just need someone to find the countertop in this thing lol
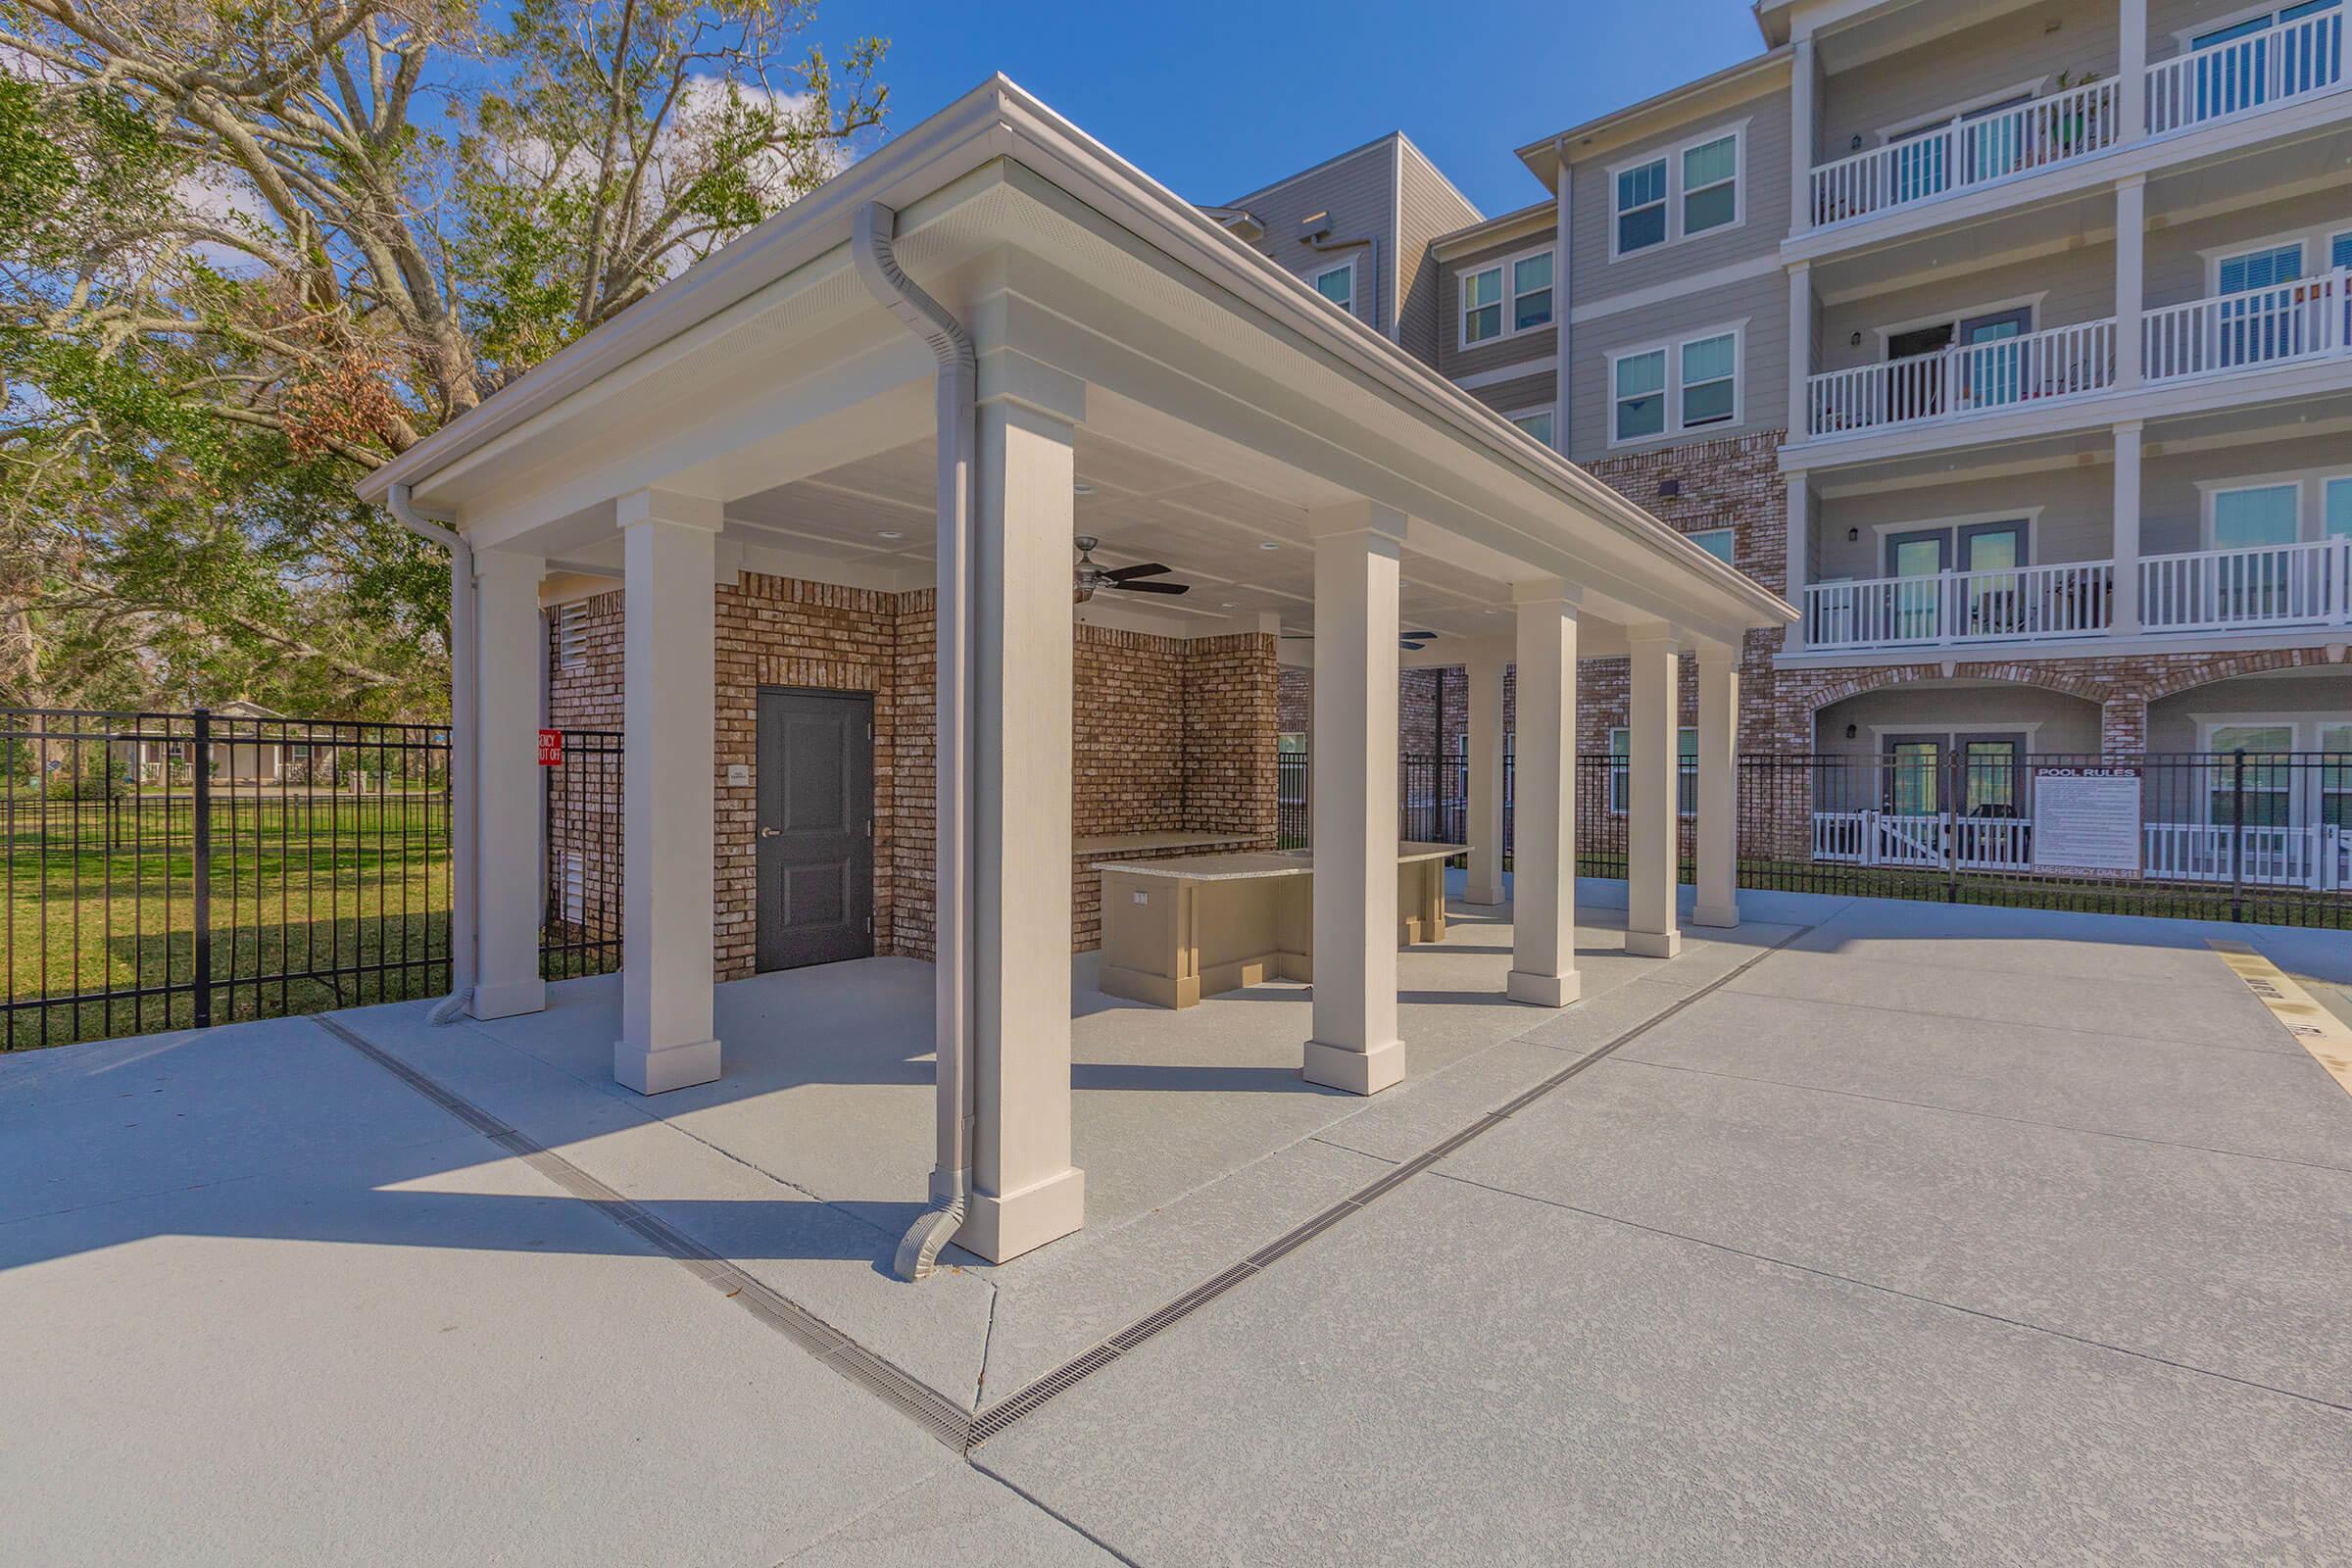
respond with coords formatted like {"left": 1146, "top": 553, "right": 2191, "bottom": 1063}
{"left": 1073, "top": 831, "right": 1258, "bottom": 858}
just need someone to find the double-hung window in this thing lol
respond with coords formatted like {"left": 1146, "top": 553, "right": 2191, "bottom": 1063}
{"left": 1682, "top": 135, "right": 1740, "bottom": 235}
{"left": 1312, "top": 258, "right": 1355, "bottom": 314}
{"left": 1613, "top": 349, "right": 1667, "bottom": 441}
{"left": 1507, "top": 407, "right": 1556, "bottom": 448}
{"left": 1680, "top": 332, "right": 1737, "bottom": 427}
{"left": 1615, "top": 160, "right": 1668, "bottom": 255}
{"left": 1511, "top": 252, "right": 1554, "bottom": 332}
{"left": 1611, "top": 123, "right": 1744, "bottom": 259}
{"left": 1461, "top": 267, "right": 1503, "bottom": 344}
{"left": 1611, "top": 326, "right": 1742, "bottom": 445}
{"left": 1460, "top": 247, "right": 1554, "bottom": 347}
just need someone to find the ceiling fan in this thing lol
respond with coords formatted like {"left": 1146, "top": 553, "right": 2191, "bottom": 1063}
{"left": 1073, "top": 536, "right": 1191, "bottom": 603}
{"left": 1283, "top": 629, "right": 1442, "bottom": 652}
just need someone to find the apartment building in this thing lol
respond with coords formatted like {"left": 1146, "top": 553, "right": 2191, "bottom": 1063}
{"left": 1254, "top": 0, "right": 2351, "bottom": 876}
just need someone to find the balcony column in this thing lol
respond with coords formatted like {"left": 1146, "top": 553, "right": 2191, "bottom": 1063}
{"left": 2112, "top": 420, "right": 2143, "bottom": 637}
{"left": 1507, "top": 584, "right": 1579, "bottom": 1007}
{"left": 1691, "top": 641, "right": 1740, "bottom": 930}
{"left": 468, "top": 549, "right": 548, "bottom": 1020}
{"left": 2119, "top": 0, "right": 2148, "bottom": 142}
{"left": 1784, "top": 471, "right": 1811, "bottom": 656}
{"left": 615, "top": 489, "right": 722, "bottom": 1096}
{"left": 1305, "top": 501, "right": 1407, "bottom": 1096}
{"left": 1552, "top": 158, "right": 1573, "bottom": 452}
{"left": 960, "top": 383, "right": 1087, "bottom": 1262}
{"left": 1788, "top": 261, "right": 1815, "bottom": 440}
{"left": 1463, "top": 643, "right": 1508, "bottom": 906}
{"left": 1624, "top": 624, "right": 1683, "bottom": 960}
{"left": 1789, "top": 32, "right": 1817, "bottom": 232}
{"left": 2115, "top": 176, "right": 2145, "bottom": 391}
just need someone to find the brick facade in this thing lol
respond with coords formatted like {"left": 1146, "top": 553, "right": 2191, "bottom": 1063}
{"left": 547, "top": 572, "right": 1277, "bottom": 978}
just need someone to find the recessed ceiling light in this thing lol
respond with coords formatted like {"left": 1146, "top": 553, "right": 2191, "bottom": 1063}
{"left": 1258, "top": 542, "right": 1279, "bottom": 551}
{"left": 1073, "top": 482, "right": 1096, "bottom": 496}
{"left": 1220, "top": 602, "right": 1240, "bottom": 609}
{"left": 876, "top": 530, "right": 904, "bottom": 541}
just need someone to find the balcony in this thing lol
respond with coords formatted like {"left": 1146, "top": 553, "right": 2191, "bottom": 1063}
{"left": 1804, "top": 10, "right": 2348, "bottom": 231}
{"left": 1800, "top": 541, "right": 2352, "bottom": 653}
{"left": 2143, "top": 268, "right": 2352, "bottom": 383}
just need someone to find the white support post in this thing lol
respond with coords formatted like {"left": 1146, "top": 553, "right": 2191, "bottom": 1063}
{"left": 1552, "top": 157, "right": 1573, "bottom": 453}
{"left": 960, "top": 385, "right": 1086, "bottom": 1263}
{"left": 1624, "top": 625, "right": 1683, "bottom": 960}
{"left": 2115, "top": 176, "right": 2145, "bottom": 391}
{"left": 1305, "top": 502, "right": 1407, "bottom": 1096}
{"left": 2119, "top": 0, "right": 2148, "bottom": 141}
{"left": 1507, "top": 584, "right": 1580, "bottom": 1007}
{"left": 1788, "top": 262, "right": 1814, "bottom": 441}
{"left": 2112, "top": 420, "right": 2143, "bottom": 637}
{"left": 468, "top": 549, "right": 548, "bottom": 1020}
{"left": 1784, "top": 472, "right": 1811, "bottom": 656}
{"left": 615, "top": 490, "right": 723, "bottom": 1095}
{"left": 1789, "top": 33, "right": 1817, "bottom": 233}
{"left": 1691, "top": 642, "right": 1740, "bottom": 930}
{"left": 1464, "top": 646, "right": 1508, "bottom": 906}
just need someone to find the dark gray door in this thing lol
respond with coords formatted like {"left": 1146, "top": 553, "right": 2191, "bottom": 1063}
{"left": 756, "top": 689, "right": 873, "bottom": 972}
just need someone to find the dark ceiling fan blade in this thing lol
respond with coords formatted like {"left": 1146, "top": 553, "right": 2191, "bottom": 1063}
{"left": 1110, "top": 578, "right": 1190, "bottom": 595}
{"left": 1103, "top": 562, "right": 1173, "bottom": 581}
{"left": 1401, "top": 631, "right": 1439, "bottom": 641}
{"left": 1399, "top": 640, "right": 1429, "bottom": 651}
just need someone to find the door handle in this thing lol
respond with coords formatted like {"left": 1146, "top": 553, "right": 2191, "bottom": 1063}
{"left": 759, "top": 826, "right": 780, "bottom": 839}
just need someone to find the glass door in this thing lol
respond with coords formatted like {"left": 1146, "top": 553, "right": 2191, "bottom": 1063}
{"left": 1884, "top": 528, "right": 1952, "bottom": 642}
{"left": 2212, "top": 484, "right": 2300, "bottom": 621}
{"left": 1955, "top": 307, "right": 2032, "bottom": 411}
{"left": 1957, "top": 519, "right": 2028, "bottom": 636}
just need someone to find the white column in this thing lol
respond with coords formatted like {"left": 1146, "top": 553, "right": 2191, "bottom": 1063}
{"left": 2112, "top": 420, "right": 2143, "bottom": 637}
{"left": 1305, "top": 502, "right": 1406, "bottom": 1097}
{"left": 1464, "top": 645, "right": 1508, "bottom": 906}
{"left": 2119, "top": 0, "right": 2148, "bottom": 142}
{"left": 468, "top": 549, "right": 548, "bottom": 1020}
{"left": 2114, "top": 176, "right": 2145, "bottom": 391}
{"left": 1789, "top": 33, "right": 1818, "bottom": 233}
{"left": 1624, "top": 625, "right": 1683, "bottom": 960}
{"left": 960, "top": 388, "right": 1085, "bottom": 1263}
{"left": 615, "top": 490, "right": 722, "bottom": 1094}
{"left": 1507, "top": 585, "right": 1580, "bottom": 1007}
{"left": 1784, "top": 471, "right": 1811, "bottom": 656}
{"left": 1788, "top": 261, "right": 1815, "bottom": 441}
{"left": 1691, "top": 641, "right": 1740, "bottom": 930}
{"left": 1552, "top": 158, "right": 1573, "bottom": 452}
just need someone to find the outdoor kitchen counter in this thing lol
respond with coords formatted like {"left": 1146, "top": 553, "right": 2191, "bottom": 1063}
{"left": 1092, "top": 842, "right": 1461, "bottom": 1009}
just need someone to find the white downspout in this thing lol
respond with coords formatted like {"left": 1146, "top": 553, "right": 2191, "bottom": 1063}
{"left": 389, "top": 481, "right": 478, "bottom": 1026}
{"left": 853, "top": 201, "right": 978, "bottom": 1282}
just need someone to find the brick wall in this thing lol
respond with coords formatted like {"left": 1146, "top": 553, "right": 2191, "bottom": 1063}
{"left": 546, "top": 575, "right": 1276, "bottom": 975}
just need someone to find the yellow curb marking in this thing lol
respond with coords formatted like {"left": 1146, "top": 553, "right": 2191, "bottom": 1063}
{"left": 2208, "top": 940, "right": 2352, "bottom": 1100}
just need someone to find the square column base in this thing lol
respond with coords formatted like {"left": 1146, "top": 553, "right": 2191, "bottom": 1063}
{"left": 1505, "top": 969, "right": 1581, "bottom": 1008}
{"left": 1462, "top": 885, "right": 1506, "bottom": 907}
{"left": 1691, "top": 904, "right": 1741, "bottom": 930}
{"left": 1302, "top": 1037, "right": 1407, "bottom": 1096}
{"left": 613, "top": 1037, "right": 722, "bottom": 1096}
{"left": 957, "top": 1165, "right": 1086, "bottom": 1263}
{"left": 466, "top": 977, "right": 547, "bottom": 1021}
{"left": 1625, "top": 930, "right": 1683, "bottom": 959}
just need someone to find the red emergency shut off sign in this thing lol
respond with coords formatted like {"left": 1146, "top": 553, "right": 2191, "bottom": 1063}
{"left": 538, "top": 729, "right": 564, "bottom": 766}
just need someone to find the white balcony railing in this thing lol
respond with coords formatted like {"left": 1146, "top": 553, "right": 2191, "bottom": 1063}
{"left": 1817, "top": 815, "right": 2346, "bottom": 890}
{"left": 2146, "top": 8, "right": 2347, "bottom": 135}
{"left": 2138, "top": 537, "right": 2352, "bottom": 633}
{"left": 1805, "top": 318, "right": 2115, "bottom": 440}
{"left": 1807, "top": 77, "right": 2123, "bottom": 227}
{"left": 2145, "top": 268, "right": 2351, "bottom": 382}
{"left": 1805, "top": 12, "right": 2348, "bottom": 230}
{"left": 1802, "top": 561, "right": 2114, "bottom": 651}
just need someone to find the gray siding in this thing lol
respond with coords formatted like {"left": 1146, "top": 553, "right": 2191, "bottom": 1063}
{"left": 1396, "top": 147, "right": 1485, "bottom": 365}
{"left": 1567, "top": 85, "right": 1792, "bottom": 301}
{"left": 1436, "top": 225, "right": 1561, "bottom": 383}
{"left": 2143, "top": 430, "right": 2352, "bottom": 557}
{"left": 1812, "top": 684, "right": 2105, "bottom": 760}
{"left": 1817, "top": 465, "right": 2115, "bottom": 583}
{"left": 2147, "top": 672, "right": 2352, "bottom": 751}
{"left": 1817, "top": 249, "right": 2114, "bottom": 376}
{"left": 1222, "top": 140, "right": 1396, "bottom": 337}
{"left": 1817, "top": 0, "right": 2120, "bottom": 160}
{"left": 1566, "top": 269, "right": 1787, "bottom": 464}
{"left": 1466, "top": 371, "right": 1557, "bottom": 421}
{"left": 2146, "top": 191, "right": 2352, "bottom": 309}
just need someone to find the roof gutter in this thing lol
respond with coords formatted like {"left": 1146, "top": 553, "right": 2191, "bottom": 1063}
{"left": 852, "top": 201, "right": 979, "bottom": 1283}
{"left": 388, "top": 482, "right": 478, "bottom": 1026}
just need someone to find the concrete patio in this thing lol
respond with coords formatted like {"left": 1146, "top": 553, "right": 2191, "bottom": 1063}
{"left": 6, "top": 885, "right": 2350, "bottom": 1564}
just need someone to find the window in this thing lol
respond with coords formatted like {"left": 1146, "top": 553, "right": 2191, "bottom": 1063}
{"left": 1607, "top": 727, "right": 1698, "bottom": 815}
{"left": 2333, "top": 229, "right": 2352, "bottom": 270}
{"left": 1680, "top": 332, "right": 1737, "bottom": 427}
{"left": 2211, "top": 483, "right": 2301, "bottom": 549}
{"left": 1609, "top": 324, "right": 1743, "bottom": 446}
{"left": 1609, "top": 122, "right": 1744, "bottom": 260}
{"left": 2207, "top": 723, "right": 2295, "bottom": 827}
{"left": 556, "top": 601, "right": 589, "bottom": 669}
{"left": 1506, "top": 407, "right": 1555, "bottom": 448}
{"left": 2327, "top": 476, "right": 2352, "bottom": 538}
{"left": 2324, "top": 722, "right": 2352, "bottom": 828}
{"left": 1613, "top": 349, "right": 1667, "bottom": 441}
{"left": 1682, "top": 135, "right": 1739, "bottom": 235}
{"left": 2217, "top": 241, "right": 2303, "bottom": 294}
{"left": 1458, "top": 247, "right": 1553, "bottom": 347}
{"left": 2193, "top": 0, "right": 2339, "bottom": 50}
{"left": 1615, "top": 160, "right": 1667, "bottom": 254}
{"left": 1686, "top": 527, "right": 1736, "bottom": 564}
{"left": 1312, "top": 259, "right": 1354, "bottom": 313}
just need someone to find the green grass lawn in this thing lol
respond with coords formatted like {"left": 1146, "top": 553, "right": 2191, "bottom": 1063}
{"left": 4, "top": 793, "right": 453, "bottom": 1050}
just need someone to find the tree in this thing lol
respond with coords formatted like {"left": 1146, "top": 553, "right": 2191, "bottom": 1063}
{"left": 0, "top": 0, "right": 885, "bottom": 715}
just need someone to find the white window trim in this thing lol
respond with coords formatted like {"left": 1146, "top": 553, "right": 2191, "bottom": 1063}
{"left": 2205, "top": 234, "right": 2309, "bottom": 296}
{"left": 1866, "top": 508, "right": 2045, "bottom": 566}
{"left": 2200, "top": 219, "right": 2352, "bottom": 293}
{"left": 1604, "top": 319, "right": 1748, "bottom": 450}
{"left": 1311, "top": 256, "right": 1357, "bottom": 316}
{"left": 1869, "top": 292, "right": 2047, "bottom": 356}
{"left": 1502, "top": 403, "right": 1558, "bottom": 450}
{"left": 1605, "top": 119, "right": 1749, "bottom": 263}
{"left": 2196, "top": 467, "right": 2347, "bottom": 546}
{"left": 1862, "top": 722, "right": 2049, "bottom": 750}
{"left": 1456, "top": 241, "right": 1555, "bottom": 351}
{"left": 2190, "top": 712, "right": 2349, "bottom": 827}
{"left": 2172, "top": 0, "right": 2331, "bottom": 55}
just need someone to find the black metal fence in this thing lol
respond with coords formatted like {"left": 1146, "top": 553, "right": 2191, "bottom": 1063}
{"left": 542, "top": 729, "right": 623, "bottom": 980}
{"left": 1282, "top": 748, "right": 2349, "bottom": 929}
{"left": 4, "top": 707, "right": 453, "bottom": 1049}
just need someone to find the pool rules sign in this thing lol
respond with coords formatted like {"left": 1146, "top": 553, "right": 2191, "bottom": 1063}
{"left": 2032, "top": 766, "right": 2141, "bottom": 873}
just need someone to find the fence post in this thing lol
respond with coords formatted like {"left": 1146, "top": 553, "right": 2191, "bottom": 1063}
{"left": 2229, "top": 747, "right": 2246, "bottom": 923}
{"left": 191, "top": 708, "right": 213, "bottom": 1027}
{"left": 1945, "top": 744, "right": 1962, "bottom": 903}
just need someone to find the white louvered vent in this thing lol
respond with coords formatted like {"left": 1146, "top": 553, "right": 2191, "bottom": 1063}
{"left": 557, "top": 602, "right": 589, "bottom": 669}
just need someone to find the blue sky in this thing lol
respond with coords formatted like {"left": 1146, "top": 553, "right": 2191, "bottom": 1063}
{"left": 852, "top": 0, "right": 1765, "bottom": 216}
